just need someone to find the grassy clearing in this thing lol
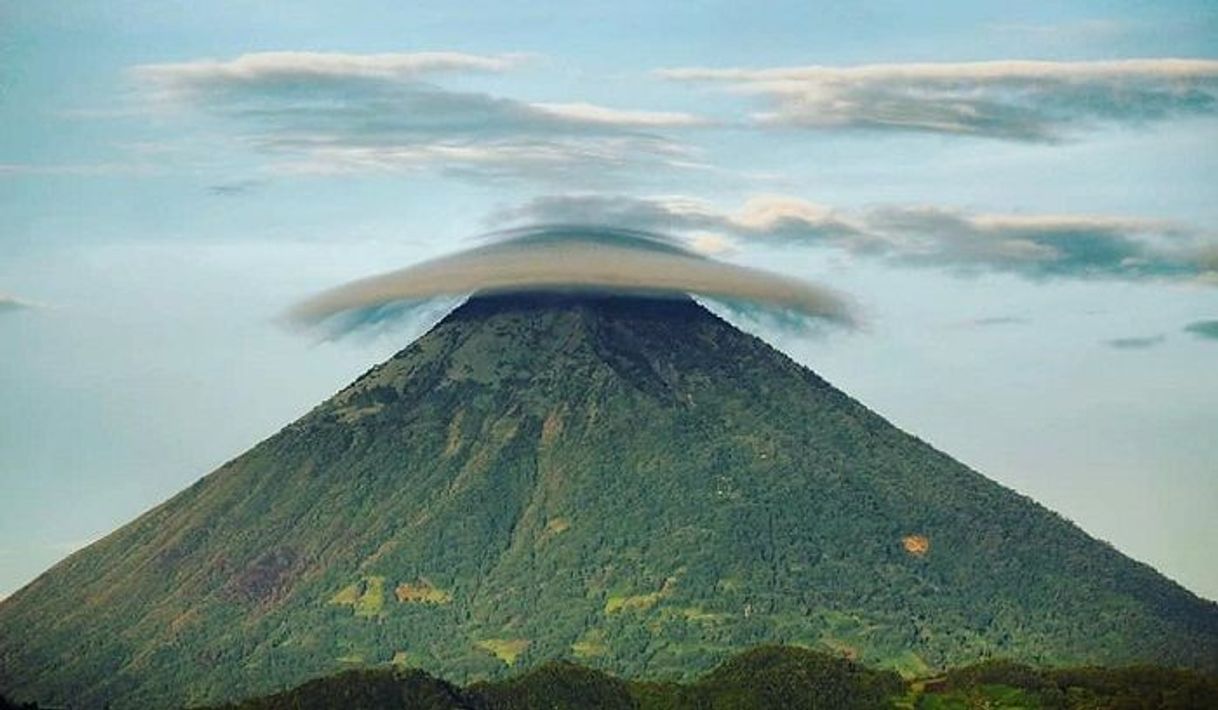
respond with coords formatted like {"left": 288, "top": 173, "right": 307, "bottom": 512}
{"left": 328, "top": 583, "right": 361, "bottom": 606}
{"left": 329, "top": 576, "right": 387, "bottom": 617}
{"left": 571, "top": 629, "right": 608, "bottom": 659}
{"left": 476, "top": 638, "right": 530, "bottom": 665}
{"left": 675, "top": 606, "right": 730, "bottom": 624}
{"left": 354, "top": 576, "right": 386, "bottom": 617}
{"left": 891, "top": 649, "right": 931, "bottom": 678}
{"left": 605, "top": 592, "right": 663, "bottom": 614}
{"left": 606, "top": 574, "right": 680, "bottom": 614}
{"left": 395, "top": 578, "right": 453, "bottom": 605}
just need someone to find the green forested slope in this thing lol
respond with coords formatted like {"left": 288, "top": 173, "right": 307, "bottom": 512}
{"left": 1, "top": 293, "right": 1215, "bottom": 708}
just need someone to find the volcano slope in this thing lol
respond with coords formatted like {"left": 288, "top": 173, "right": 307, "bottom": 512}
{"left": 1, "top": 292, "right": 1215, "bottom": 708}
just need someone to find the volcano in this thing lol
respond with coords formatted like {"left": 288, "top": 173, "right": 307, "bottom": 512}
{"left": 1, "top": 292, "right": 1215, "bottom": 708}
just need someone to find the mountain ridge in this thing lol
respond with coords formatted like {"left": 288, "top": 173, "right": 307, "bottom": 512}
{"left": 1, "top": 292, "right": 1215, "bottom": 708}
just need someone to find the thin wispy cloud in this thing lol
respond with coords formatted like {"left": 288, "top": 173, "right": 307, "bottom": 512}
{"left": 968, "top": 316, "right": 1029, "bottom": 328}
{"left": 0, "top": 163, "right": 159, "bottom": 177}
{"left": 134, "top": 51, "right": 527, "bottom": 87}
{"left": 531, "top": 102, "right": 709, "bottom": 128}
{"left": 0, "top": 294, "right": 38, "bottom": 314}
{"left": 133, "top": 51, "right": 706, "bottom": 183}
{"left": 206, "top": 179, "right": 266, "bottom": 196}
{"left": 985, "top": 19, "right": 1130, "bottom": 44}
{"left": 497, "top": 194, "right": 1218, "bottom": 284}
{"left": 492, "top": 193, "right": 865, "bottom": 251}
{"left": 1105, "top": 335, "right": 1166, "bottom": 349}
{"left": 1183, "top": 319, "right": 1218, "bottom": 341}
{"left": 865, "top": 207, "right": 1210, "bottom": 280}
{"left": 657, "top": 59, "right": 1218, "bottom": 141}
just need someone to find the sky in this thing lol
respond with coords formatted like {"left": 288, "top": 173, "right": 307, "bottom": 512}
{"left": 1, "top": 1, "right": 1217, "bottom": 602}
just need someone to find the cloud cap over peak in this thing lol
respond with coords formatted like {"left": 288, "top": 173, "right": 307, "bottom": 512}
{"left": 288, "top": 225, "right": 855, "bottom": 330}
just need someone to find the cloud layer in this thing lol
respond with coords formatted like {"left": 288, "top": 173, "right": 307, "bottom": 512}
{"left": 497, "top": 194, "right": 1217, "bottom": 284}
{"left": 658, "top": 59, "right": 1218, "bottom": 141}
{"left": 1105, "top": 335, "right": 1165, "bottom": 350}
{"left": 0, "top": 294, "right": 36, "bottom": 314}
{"left": 134, "top": 51, "right": 525, "bottom": 84}
{"left": 288, "top": 225, "right": 855, "bottom": 330}
{"left": 1184, "top": 320, "right": 1218, "bottom": 341}
{"left": 134, "top": 51, "right": 704, "bottom": 182}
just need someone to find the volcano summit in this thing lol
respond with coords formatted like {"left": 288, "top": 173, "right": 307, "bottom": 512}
{"left": 1, "top": 292, "right": 1215, "bottom": 708}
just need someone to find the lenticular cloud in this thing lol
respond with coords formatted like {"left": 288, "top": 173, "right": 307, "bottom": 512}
{"left": 288, "top": 225, "right": 855, "bottom": 334}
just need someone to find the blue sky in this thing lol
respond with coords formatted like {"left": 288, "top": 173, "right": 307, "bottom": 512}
{"left": 2, "top": 0, "right": 1217, "bottom": 601}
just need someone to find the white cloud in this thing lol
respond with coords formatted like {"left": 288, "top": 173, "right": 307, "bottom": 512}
{"left": 658, "top": 59, "right": 1218, "bottom": 141}
{"left": 495, "top": 193, "right": 1218, "bottom": 284}
{"left": 686, "top": 231, "right": 736, "bottom": 255}
{"left": 290, "top": 225, "right": 856, "bottom": 332}
{"left": 531, "top": 102, "right": 708, "bottom": 127}
{"left": 985, "top": 19, "right": 1129, "bottom": 44}
{"left": 133, "top": 51, "right": 526, "bottom": 89}
{"left": 0, "top": 293, "right": 39, "bottom": 313}
{"left": 0, "top": 163, "right": 159, "bottom": 177}
{"left": 1184, "top": 320, "right": 1218, "bottom": 341}
{"left": 1105, "top": 334, "right": 1166, "bottom": 349}
{"left": 131, "top": 51, "right": 707, "bottom": 183}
